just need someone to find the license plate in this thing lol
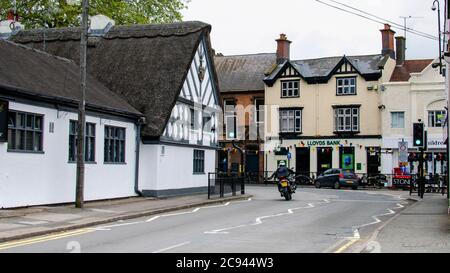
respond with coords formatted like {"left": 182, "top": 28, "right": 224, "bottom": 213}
{"left": 346, "top": 180, "right": 354, "bottom": 184}
{"left": 281, "top": 182, "right": 288, "bottom": 187}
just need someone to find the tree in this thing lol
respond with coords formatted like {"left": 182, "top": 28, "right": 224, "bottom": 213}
{"left": 0, "top": 0, "right": 190, "bottom": 29}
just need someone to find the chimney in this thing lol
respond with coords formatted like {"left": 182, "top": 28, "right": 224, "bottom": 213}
{"left": 380, "top": 24, "right": 396, "bottom": 59}
{"left": 6, "top": 9, "right": 14, "bottom": 21}
{"left": 395, "top": 36, "right": 406, "bottom": 66}
{"left": 276, "top": 33, "right": 291, "bottom": 64}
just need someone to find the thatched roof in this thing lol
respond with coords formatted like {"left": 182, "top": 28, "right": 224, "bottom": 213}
{"left": 10, "top": 21, "right": 215, "bottom": 138}
{"left": 0, "top": 39, "right": 141, "bottom": 117}
{"left": 214, "top": 53, "right": 276, "bottom": 92}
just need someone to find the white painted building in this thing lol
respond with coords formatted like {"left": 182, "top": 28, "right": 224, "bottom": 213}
{"left": 10, "top": 21, "right": 221, "bottom": 199}
{"left": 0, "top": 40, "right": 144, "bottom": 208}
{"left": 381, "top": 38, "right": 446, "bottom": 175}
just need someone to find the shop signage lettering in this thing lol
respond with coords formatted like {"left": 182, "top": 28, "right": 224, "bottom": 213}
{"left": 307, "top": 140, "right": 341, "bottom": 146}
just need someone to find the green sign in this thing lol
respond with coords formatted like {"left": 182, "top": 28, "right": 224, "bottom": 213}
{"left": 341, "top": 154, "right": 355, "bottom": 170}
{"left": 356, "top": 163, "right": 362, "bottom": 171}
{"left": 277, "top": 160, "right": 288, "bottom": 167}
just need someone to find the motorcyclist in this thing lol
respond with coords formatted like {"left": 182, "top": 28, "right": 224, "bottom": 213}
{"left": 268, "top": 161, "right": 296, "bottom": 194}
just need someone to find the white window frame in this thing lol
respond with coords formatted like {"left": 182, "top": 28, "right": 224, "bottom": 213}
{"left": 336, "top": 77, "right": 357, "bottom": 95}
{"left": 279, "top": 109, "right": 302, "bottom": 133}
{"left": 391, "top": 112, "right": 405, "bottom": 129}
{"left": 334, "top": 107, "right": 359, "bottom": 132}
{"left": 224, "top": 99, "right": 237, "bottom": 139}
{"left": 281, "top": 80, "right": 300, "bottom": 98}
{"left": 428, "top": 110, "right": 446, "bottom": 128}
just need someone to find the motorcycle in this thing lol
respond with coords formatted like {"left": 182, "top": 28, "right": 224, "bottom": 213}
{"left": 278, "top": 175, "right": 296, "bottom": 201}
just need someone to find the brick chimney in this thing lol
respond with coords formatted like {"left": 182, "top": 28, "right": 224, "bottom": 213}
{"left": 380, "top": 24, "right": 396, "bottom": 59}
{"left": 395, "top": 36, "right": 406, "bottom": 66}
{"left": 276, "top": 33, "right": 291, "bottom": 64}
{"left": 6, "top": 9, "right": 14, "bottom": 21}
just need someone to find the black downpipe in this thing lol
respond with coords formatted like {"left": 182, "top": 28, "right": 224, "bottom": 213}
{"left": 134, "top": 117, "right": 145, "bottom": 196}
{"left": 232, "top": 140, "right": 245, "bottom": 194}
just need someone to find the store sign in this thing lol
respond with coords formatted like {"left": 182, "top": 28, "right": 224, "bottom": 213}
{"left": 307, "top": 140, "right": 342, "bottom": 146}
{"left": 0, "top": 100, "right": 8, "bottom": 143}
{"left": 392, "top": 176, "right": 411, "bottom": 188}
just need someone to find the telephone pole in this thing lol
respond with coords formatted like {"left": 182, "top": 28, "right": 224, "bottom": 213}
{"left": 76, "top": 0, "right": 89, "bottom": 208}
{"left": 399, "top": 16, "right": 423, "bottom": 49}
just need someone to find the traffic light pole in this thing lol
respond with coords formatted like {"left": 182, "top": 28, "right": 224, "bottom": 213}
{"left": 418, "top": 147, "right": 425, "bottom": 199}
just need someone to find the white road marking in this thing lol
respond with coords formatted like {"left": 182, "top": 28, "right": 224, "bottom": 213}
{"left": 94, "top": 221, "right": 143, "bottom": 231}
{"left": 340, "top": 200, "right": 408, "bottom": 253}
{"left": 145, "top": 216, "right": 161, "bottom": 223}
{"left": 205, "top": 199, "right": 330, "bottom": 234}
{"left": 152, "top": 241, "right": 191, "bottom": 253}
{"left": 145, "top": 199, "right": 250, "bottom": 223}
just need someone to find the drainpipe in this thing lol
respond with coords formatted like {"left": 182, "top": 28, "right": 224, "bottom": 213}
{"left": 134, "top": 117, "right": 146, "bottom": 196}
{"left": 232, "top": 140, "right": 244, "bottom": 175}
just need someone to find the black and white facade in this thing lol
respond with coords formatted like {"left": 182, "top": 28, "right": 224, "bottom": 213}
{"left": 139, "top": 37, "right": 221, "bottom": 197}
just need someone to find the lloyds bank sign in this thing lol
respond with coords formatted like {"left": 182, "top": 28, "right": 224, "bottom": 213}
{"left": 306, "top": 140, "right": 342, "bottom": 146}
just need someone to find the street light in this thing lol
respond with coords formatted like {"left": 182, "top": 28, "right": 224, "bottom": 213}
{"left": 432, "top": 0, "right": 443, "bottom": 74}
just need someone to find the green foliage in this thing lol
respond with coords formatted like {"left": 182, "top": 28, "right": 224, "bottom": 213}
{"left": 0, "top": 0, "right": 189, "bottom": 29}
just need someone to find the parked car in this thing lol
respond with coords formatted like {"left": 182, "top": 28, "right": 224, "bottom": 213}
{"left": 314, "top": 169, "right": 360, "bottom": 190}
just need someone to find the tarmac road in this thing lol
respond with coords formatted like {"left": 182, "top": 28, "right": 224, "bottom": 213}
{"left": 0, "top": 186, "right": 412, "bottom": 253}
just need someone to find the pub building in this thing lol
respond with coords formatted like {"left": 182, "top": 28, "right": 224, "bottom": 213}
{"left": 1, "top": 20, "right": 222, "bottom": 208}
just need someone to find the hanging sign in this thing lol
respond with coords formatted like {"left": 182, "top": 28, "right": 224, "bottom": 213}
{"left": 0, "top": 100, "right": 8, "bottom": 143}
{"left": 398, "top": 141, "right": 408, "bottom": 164}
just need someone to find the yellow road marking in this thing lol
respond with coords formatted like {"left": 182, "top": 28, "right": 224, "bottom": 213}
{"left": 334, "top": 239, "right": 359, "bottom": 253}
{"left": 0, "top": 229, "right": 94, "bottom": 251}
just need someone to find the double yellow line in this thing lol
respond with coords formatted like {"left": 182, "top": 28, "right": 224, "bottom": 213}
{"left": 0, "top": 229, "right": 94, "bottom": 251}
{"left": 334, "top": 239, "right": 359, "bottom": 253}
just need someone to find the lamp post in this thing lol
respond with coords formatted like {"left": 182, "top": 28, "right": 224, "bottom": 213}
{"left": 432, "top": 0, "right": 443, "bottom": 74}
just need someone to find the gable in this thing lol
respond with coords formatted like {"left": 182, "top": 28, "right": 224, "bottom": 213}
{"left": 179, "top": 37, "right": 219, "bottom": 108}
{"left": 280, "top": 64, "right": 301, "bottom": 78}
{"left": 333, "top": 58, "right": 358, "bottom": 75}
{"left": 160, "top": 36, "right": 220, "bottom": 147}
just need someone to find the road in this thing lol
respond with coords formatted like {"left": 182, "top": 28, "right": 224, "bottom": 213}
{"left": 0, "top": 186, "right": 412, "bottom": 253}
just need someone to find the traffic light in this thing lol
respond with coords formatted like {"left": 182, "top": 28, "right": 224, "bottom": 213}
{"left": 413, "top": 123, "right": 424, "bottom": 147}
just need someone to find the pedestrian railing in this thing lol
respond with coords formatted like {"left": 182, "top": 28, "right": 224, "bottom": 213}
{"left": 208, "top": 172, "right": 245, "bottom": 199}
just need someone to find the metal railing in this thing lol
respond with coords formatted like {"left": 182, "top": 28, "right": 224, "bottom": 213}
{"left": 243, "top": 171, "right": 448, "bottom": 193}
{"left": 208, "top": 172, "right": 246, "bottom": 199}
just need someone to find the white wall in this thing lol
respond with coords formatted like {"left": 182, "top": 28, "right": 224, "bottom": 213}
{"left": 0, "top": 102, "right": 138, "bottom": 208}
{"left": 139, "top": 144, "right": 215, "bottom": 193}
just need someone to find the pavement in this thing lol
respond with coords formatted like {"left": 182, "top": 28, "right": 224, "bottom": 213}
{"left": 0, "top": 193, "right": 251, "bottom": 244}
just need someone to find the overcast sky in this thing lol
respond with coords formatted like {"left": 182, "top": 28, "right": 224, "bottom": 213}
{"left": 182, "top": 0, "right": 445, "bottom": 60}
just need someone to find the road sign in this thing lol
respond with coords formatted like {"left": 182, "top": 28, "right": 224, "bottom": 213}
{"left": 398, "top": 141, "right": 408, "bottom": 164}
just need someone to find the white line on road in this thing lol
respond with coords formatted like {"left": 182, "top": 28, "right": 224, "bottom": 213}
{"left": 152, "top": 241, "right": 191, "bottom": 253}
{"left": 93, "top": 221, "right": 144, "bottom": 231}
{"left": 146, "top": 216, "right": 161, "bottom": 223}
{"left": 145, "top": 199, "right": 250, "bottom": 223}
{"left": 205, "top": 199, "right": 330, "bottom": 234}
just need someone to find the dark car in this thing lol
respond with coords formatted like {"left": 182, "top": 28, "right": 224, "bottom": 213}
{"left": 314, "top": 169, "right": 360, "bottom": 190}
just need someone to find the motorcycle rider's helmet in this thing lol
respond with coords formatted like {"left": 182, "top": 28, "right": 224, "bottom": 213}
{"left": 279, "top": 161, "right": 286, "bottom": 167}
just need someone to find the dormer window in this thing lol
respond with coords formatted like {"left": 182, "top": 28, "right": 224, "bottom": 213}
{"left": 336, "top": 77, "right": 356, "bottom": 95}
{"left": 281, "top": 80, "right": 300, "bottom": 98}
